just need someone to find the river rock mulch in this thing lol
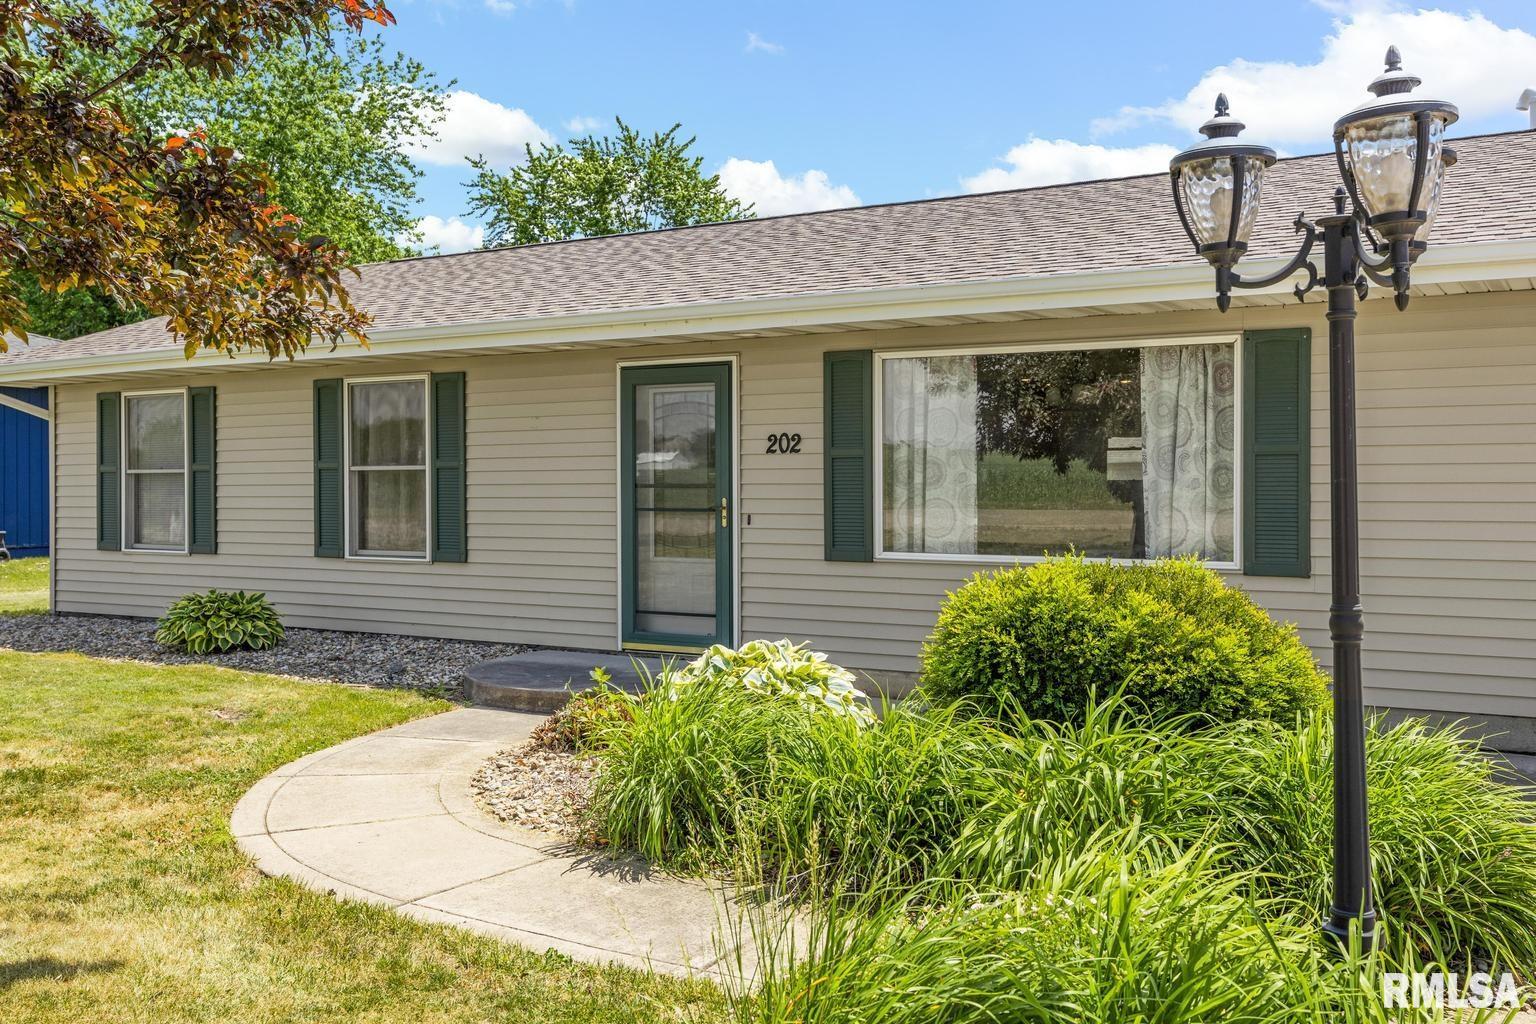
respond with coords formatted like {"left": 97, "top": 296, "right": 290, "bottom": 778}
{"left": 472, "top": 741, "right": 597, "bottom": 839}
{"left": 0, "top": 612, "right": 529, "bottom": 695}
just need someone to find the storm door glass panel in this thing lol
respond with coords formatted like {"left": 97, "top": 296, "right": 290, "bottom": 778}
{"left": 634, "top": 383, "right": 717, "bottom": 637}
{"left": 124, "top": 393, "right": 186, "bottom": 549}
{"left": 349, "top": 378, "right": 428, "bottom": 558}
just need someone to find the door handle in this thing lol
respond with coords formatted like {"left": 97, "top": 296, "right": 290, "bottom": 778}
{"left": 721, "top": 497, "right": 728, "bottom": 528}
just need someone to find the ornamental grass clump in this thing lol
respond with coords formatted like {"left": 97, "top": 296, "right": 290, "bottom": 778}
{"left": 920, "top": 554, "right": 1329, "bottom": 728}
{"left": 155, "top": 589, "right": 284, "bottom": 654}
{"left": 585, "top": 673, "right": 825, "bottom": 867}
{"left": 1192, "top": 713, "right": 1536, "bottom": 970}
{"left": 731, "top": 839, "right": 1386, "bottom": 1024}
{"left": 729, "top": 837, "right": 1504, "bottom": 1024}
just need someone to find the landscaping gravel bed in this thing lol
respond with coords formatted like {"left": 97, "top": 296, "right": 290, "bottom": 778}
{"left": 472, "top": 741, "right": 596, "bottom": 839}
{"left": 0, "top": 612, "right": 529, "bottom": 695}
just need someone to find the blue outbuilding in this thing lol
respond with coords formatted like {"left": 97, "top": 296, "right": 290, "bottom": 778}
{"left": 0, "top": 334, "right": 59, "bottom": 559}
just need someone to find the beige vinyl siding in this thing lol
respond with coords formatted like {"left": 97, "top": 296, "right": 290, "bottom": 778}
{"left": 55, "top": 352, "right": 625, "bottom": 647}
{"left": 51, "top": 290, "right": 1536, "bottom": 720}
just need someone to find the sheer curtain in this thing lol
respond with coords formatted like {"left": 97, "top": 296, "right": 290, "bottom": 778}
{"left": 1139, "top": 343, "right": 1237, "bottom": 561}
{"left": 883, "top": 355, "right": 978, "bottom": 554}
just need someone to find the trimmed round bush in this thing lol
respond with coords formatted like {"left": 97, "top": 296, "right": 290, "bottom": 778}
{"left": 155, "top": 589, "right": 284, "bottom": 654}
{"left": 920, "top": 555, "right": 1328, "bottom": 727}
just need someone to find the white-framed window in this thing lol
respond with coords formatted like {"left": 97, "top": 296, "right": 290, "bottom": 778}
{"left": 123, "top": 389, "right": 188, "bottom": 552}
{"left": 876, "top": 336, "right": 1240, "bottom": 566}
{"left": 345, "top": 375, "right": 431, "bottom": 560}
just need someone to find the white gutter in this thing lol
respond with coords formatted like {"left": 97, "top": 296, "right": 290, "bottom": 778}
{"left": 2, "top": 236, "right": 1534, "bottom": 384}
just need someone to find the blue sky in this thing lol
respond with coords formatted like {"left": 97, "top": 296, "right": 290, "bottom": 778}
{"left": 385, "top": 0, "right": 1536, "bottom": 251}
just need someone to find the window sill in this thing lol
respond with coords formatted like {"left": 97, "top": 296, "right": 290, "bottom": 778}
{"left": 344, "top": 553, "right": 432, "bottom": 564}
{"left": 874, "top": 551, "right": 1240, "bottom": 573}
{"left": 121, "top": 545, "right": 189, "bottom": 555}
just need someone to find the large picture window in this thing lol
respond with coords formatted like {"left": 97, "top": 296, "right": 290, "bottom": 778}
{"left": 879, "top": 340, "right": 1237, "bottom": 563}
{"left": 347, "top": 377, "right": 429, "bottom": 559}
{"left": 123, "top": 391, "right": 187, "bottom": 551}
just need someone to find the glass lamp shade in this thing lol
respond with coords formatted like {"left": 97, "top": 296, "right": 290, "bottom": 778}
{"left": 1176, "top": 155, "right": 1267, "bottom": 250}
{"left": 1339, "top": 111, "right": 1450, "bottom": 232}
{"left": 1334, "top": 47, "right": 1458, "bottom": 244}
{"left": 1169, "top": 95, "right": 1276, "bottom": 266}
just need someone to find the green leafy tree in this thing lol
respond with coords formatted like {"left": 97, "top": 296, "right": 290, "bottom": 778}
{"left": 0, "top": 0, "right": 398, "bottom": 356}
{"left": 14, "top": 271, "right": 141, "bottom": 340}
{"left": 465, "top": 119, "right": 753, "bottom": 247}
{"left": 126, "top": 30, "right": 446, "bottom": 265}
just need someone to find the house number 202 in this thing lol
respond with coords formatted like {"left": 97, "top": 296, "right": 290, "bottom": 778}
{"left": 765, "top": 432, "right": 802, "bottom": 454}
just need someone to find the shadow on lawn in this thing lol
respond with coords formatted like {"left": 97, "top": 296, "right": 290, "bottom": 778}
{"left": 0, "top": 956, "right": 124, "bottom": 991}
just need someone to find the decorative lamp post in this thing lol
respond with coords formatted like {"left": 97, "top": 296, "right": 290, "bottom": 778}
{"left": 1167, "top": 46, "right": 1458, "bottom": 954}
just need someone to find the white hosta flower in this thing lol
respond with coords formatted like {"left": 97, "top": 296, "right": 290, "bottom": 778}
{"left": 668, "top": 639, "right": 876, "bottom": 727}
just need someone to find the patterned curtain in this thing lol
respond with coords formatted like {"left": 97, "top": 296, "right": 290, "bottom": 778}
{"left": 1139, "top": 344, "right": 1237, "bottom": 561}
{"left": 884, "top": 356, "right": 979, "bottom": 554}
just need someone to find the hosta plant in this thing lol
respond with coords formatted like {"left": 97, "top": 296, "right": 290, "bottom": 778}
{"left": 670, "top": 639, "right": 876, "bottom": 727}
{"left": 155, "top": 590, "right": 285, "bottom": 654}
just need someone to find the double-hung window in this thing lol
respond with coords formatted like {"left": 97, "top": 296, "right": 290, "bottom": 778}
{"left": 878, "top": 338, "right": 1239, "bottom": 565}
{"left": 346, "top": 376, "right": 430, "bottom": 559}
{"left": 123, "top": 391, "right": 188, "bottom": 552}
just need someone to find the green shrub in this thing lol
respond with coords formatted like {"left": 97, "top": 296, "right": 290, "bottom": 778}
{"left": 920, "top": 554, "right": 1329, "bottom": 727}
{"left": 155, "top": 589, "right": 284, "bottom": 654}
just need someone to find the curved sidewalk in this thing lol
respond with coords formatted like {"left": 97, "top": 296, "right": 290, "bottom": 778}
{"left": 232, "top": 707, "right": 742, "bottom": 978}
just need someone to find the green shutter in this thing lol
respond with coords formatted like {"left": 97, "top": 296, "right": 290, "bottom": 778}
{"left": 188, "top": 386, "right": 217, "bottom": 554}
{"left": 824, "top": 350, "right": 873, "bottom": 561}
{"left": 313, "top": 378, "right": 344, "bottom": 558}
{"left": 96, "top": 391, "right": 121, "bottom": 551}
{"left": 431, "top": 371, "right": 467, "bottom": 563}
{"left": 1243, "top": 329, "right": 1311, "bottom": 577}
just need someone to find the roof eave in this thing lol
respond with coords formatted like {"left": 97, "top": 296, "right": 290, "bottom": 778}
{"left": 3, "top": 236, "right": 1533, "bottom": 384}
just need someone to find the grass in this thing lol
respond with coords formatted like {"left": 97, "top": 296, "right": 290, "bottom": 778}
{"left": 0, "top": 556, "right": 49, "bottom": 614}
{"left": 975, "top": 453, "right": 1125, "bottom": 511}
{"left": 0, "top": 651, "right": 725, "bottom": 1024}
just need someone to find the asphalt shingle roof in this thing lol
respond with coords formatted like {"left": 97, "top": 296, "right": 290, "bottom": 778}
{"left": 4, "top": 130, "right": 1534, "bottom": 367}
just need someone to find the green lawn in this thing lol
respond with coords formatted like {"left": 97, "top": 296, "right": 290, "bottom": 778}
{"left": 0, "top": 651, "right": 724, "bottom": 1023}
{"left": 0, "top": 557, "right": 49, "bottom": 614}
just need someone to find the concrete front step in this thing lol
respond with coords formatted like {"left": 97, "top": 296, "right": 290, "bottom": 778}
{"left": 463, "top": 649, "right": 671, "bottom": 712}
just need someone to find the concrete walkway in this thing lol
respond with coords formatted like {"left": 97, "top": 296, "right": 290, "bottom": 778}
{"left": 232, "top": 707, "right": 749, "bottom": 978}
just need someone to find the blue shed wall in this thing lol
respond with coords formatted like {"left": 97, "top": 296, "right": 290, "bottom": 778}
{"left": 0, "top": 386, "right": 48, "bottom": 557}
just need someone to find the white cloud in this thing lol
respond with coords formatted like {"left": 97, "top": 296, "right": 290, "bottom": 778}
{"left": 564, "top": 115, "right": 604, "bottom": 134}
{"left": 716, "top": 158, "right": 858, "bottom": 216}
{"left": 408, "top": 215, "right": 485, "bottom": 254}
{"left": 484, "top": 0, "right": 517, "bottom": 13}
{"left": 745, "top": 31, "right": 784, "bottom": 55}
{"left": 405, "top": 90, "right": 552, "bottom": 168}
{"left": 1093, "top": 3, "right": 1536, "bottom": 146}
{"left": 961, "top": 138, "right": 1178, "bottom": 193}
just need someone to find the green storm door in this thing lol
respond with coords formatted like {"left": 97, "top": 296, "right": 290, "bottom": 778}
{"left": 620, "top": 363, "right": 734, "bottom": 651}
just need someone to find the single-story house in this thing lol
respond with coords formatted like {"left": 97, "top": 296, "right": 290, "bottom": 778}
{"left": 0, "top": 333, "right": 58, "bottom": 559}
{"left": 1, "top": 129, "right": 1533, "bottom": 745}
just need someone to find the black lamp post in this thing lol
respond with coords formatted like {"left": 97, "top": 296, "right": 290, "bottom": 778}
{"left": 1167, "top": 46, "right": 1458, "bottom": 954}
